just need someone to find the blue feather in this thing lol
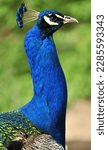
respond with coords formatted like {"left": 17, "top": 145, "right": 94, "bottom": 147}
{"left": 0, "top": 1, "right": 78, "bottom": 149}
{"left": 16, "top": 3, "right": 27, "bottom": 29}
{"left": 16, "top": 2, "right": 39, "bottom": 29}
{"left": 16, "top": 2, "right": 78, "bottom": 149}
{"left": 20, "top": 22, "right": 67, "bottom": 147}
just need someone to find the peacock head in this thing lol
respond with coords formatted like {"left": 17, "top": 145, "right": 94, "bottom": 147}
{"left": 37, "top": 10, "right": 78, "bottom": 35}
{"left": 16, "top": 3, "right": 78, "bottom": 35}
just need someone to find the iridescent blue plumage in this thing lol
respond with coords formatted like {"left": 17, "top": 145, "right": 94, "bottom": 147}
{"left": 0, "top": 2, "right": 78, "bottom": 149}
{"left": 16, "top": 3, "right": 27, "bottom": 29}
{"left": 20, "top": 22, "right": 67, "bottom": 147}
{"left": 15, "top": 3, "right": 78, "bottom": 148}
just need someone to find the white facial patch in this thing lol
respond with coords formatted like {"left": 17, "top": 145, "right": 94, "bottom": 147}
{"left": 55, "top": 14, "right": 63, "bottom": 19}
{"left": 43, "top": 16, "right": 59, "bottom": 26}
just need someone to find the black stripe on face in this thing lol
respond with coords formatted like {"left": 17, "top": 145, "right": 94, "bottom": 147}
{"left": 47, "top": 14, "right": 64, "bottom": 24}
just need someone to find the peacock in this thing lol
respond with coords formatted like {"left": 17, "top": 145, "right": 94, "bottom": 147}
{"left": 0, "top": 2, "right": 78, "bottom": 150}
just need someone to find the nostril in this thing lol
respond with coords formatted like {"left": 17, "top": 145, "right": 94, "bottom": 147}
{"left": 64, "top": 16, "right": 71, "bottom": 19}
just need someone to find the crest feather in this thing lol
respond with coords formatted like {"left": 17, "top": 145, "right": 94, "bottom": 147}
{"left": 16, "top": 2, "right": 39, "bottom": 29}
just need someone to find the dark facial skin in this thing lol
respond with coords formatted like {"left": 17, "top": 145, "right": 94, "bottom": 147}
{"left": 38, "top": 13, "right": 64, "bottom": 35}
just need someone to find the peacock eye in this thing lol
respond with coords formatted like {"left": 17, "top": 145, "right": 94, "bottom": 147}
{"left": 50, "top": 15, "right": 54, "bottom": 20}
{"left": 49, "top": 15, "right": 58, "bottom": 22}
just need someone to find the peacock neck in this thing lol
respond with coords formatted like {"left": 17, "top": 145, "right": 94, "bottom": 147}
{"left": 20, "top": 24, "right": 67, "bottom": 148}
{"left": 24, "top": 24, "right": 60, "bottom": 96}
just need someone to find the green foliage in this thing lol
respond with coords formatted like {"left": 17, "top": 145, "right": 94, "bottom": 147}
{"left": 0, "top": 0, "right": 90, "bottom": 111}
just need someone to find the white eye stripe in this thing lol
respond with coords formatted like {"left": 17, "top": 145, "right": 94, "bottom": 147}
{"left": 55, "top": 14, "right": 63, "bottom": 19}
{"left": 48, "top": 14, "right": 52, "bottom": 16}
{"left": 43, "top": 16, "right": 59, "bottom": 26}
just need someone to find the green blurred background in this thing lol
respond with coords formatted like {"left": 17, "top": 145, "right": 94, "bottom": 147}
{"left": 0, "top": 0, "right": 90, "bottom": 112}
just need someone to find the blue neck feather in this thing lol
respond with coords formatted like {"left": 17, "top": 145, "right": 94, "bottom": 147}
{"left": 19, "top": 24, "right": 67, "bottom": 148}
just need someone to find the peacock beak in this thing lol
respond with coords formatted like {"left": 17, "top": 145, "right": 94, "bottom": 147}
{"left": 63, "top": 16, "right": 79, "bottom": 24}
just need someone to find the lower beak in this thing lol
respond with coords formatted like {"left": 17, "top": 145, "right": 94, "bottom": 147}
{"left": 63, "top": 16, "right": 79, "bottom": 24}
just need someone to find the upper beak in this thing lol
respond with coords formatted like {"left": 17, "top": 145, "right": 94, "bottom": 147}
{"left": 63, "top": 16, "right": 79, "bottom": 24}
